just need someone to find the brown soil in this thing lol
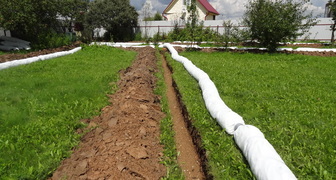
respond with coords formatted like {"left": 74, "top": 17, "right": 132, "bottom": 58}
{"left": 50, "top": 46, "right": 206, "bottom": 180}
{"left": 161, "top": 52, "right": 205, "bottom": 180}
{"left": 0, "top": 41, "right": 82, "bottom": 63}
{"left": 51, "top": 47, "right": 166, "bottom": 180}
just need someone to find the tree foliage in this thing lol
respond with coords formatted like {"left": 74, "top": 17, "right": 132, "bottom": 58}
{"left": 329, "top": 0, "right": 336, "bottom": 45}
{"left": 86, "top": 0, "right": 138, "bottom": 41}
{"left": 0, "top": 0, "right": 59, "bottom": 40}
{"left": 0, "top": 0, "right": 88, "bottom": 45}
{"left": 243, "top": 0, "right": 316, "bottom": 52}
{"left": 57, "top": 0, "right": 89, "bottom": 32}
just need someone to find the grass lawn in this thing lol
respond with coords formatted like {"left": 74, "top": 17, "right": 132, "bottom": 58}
{"left": 0, "top": 45, "right": 136, "bottom": 179}
{"left": 166, "top": 51, "right": 336, "bottom": 179}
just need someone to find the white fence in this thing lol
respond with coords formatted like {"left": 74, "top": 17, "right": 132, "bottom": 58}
{"left": 138, "top": 18, "right": 334, "bottom": 42}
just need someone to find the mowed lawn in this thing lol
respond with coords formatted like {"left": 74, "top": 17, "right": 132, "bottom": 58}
{"left": 0, "top": 46, "right": 136, "bottom": 179}
{"left": 167, "top": 51, "right": 335, "bottom": 179}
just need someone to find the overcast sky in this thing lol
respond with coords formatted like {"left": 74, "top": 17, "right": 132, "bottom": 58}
{"left": 130, "top": 0, "right": 329, "bottom": 20}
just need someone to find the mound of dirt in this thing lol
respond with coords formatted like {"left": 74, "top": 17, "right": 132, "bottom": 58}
{"left": 50, "top": 47, "right": 166, "bottom": 179}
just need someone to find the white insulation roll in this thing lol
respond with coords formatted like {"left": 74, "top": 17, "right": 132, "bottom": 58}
{"left": 163, "top": 43, "right": 296, "bottom": 180}
{"left": 164, "top": 43, "right": 245, "bottom": 135}
{"left": 0, "top": 47, "right": 82, "bottom": 71}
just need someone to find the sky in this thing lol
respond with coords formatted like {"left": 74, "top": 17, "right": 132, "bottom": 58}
{"left": 130, "top": 0, "right": 330, "bottom": 20}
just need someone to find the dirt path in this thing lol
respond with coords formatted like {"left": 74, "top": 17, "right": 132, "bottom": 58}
{"left": 51, "top": 47, "right": 166, "bottom": 179}
{"left": 161, "top": 53, "right": 205, "bottom": 180}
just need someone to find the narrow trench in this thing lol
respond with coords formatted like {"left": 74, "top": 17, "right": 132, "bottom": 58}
{"left": 160, "top": 51, "right": 211, "bottom": 180}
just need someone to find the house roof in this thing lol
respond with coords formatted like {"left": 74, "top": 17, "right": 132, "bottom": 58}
{"left": 163, "top": 0, "right": 219, "bottom": 15}
{"left": 198, "top": 0, "right": 219, "bottom": 15}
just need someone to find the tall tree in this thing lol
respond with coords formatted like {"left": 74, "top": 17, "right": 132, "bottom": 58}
{"left": 58, "top": 0, "right": 89, "bottom": 33}
{"left": 0, "top": 0, "right": 59, "bottom": 40}
{"left": 243, "top": 0, "right": 316, "bottom": 52}
{"left": 86, "top": 0, "right": 138, "bottom": 41}
{"left": 329, "top": 0, "right": 336, "bottom": 45}
{"left": 186, "top": 0, "right": 198, "bottom": 46}
{"left": 0, "top": 0, "right": 89, "bottom": 41}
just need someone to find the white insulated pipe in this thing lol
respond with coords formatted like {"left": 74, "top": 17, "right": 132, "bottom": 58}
{"left": 0, "top": 47, "right": 82, "bottom": 71}
{"left": 163, "top": 43, "right": 296, "bottom": 180}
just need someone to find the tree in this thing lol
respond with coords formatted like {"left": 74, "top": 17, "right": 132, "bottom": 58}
{"left": 154, "top": 13, "right": 163, "bottom": 21}
{"left": 0, "top": 0, "right": 60, "bottom": 41}
{"left": 58, "top": 0, "right": 89, "bottom": 33}
{"left": 0, "top": 0, "right": 89, "bottom": 45}
{"left": 140, "top": 0, "right": 154, "bottom": 21}
{"left": 186, "top": 0, "right": 199, "bottom": 46}
{"left": 243, "top": 0, "right": 316, "bottom": 52}
{"left": 329, "top": 0, "right": 336, "bottom": 45}
{"left": 86, "top": 0, "right": 138, "bottom": 41}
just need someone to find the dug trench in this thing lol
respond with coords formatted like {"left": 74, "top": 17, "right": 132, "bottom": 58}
{"left": 50, "top": 46, "right": 209, "bottom": 179}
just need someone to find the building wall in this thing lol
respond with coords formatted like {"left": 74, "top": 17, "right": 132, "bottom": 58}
{"left": 196, "top": 1, "right": 207, "bottom": 21}
{"left": 165, "top": 0, "right": 184, "bottom": 21}
{"left": 165, "top": 0, "right": 216, "bottom": 22}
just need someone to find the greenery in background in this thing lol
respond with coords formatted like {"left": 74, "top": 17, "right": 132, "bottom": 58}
{"left": 154, "top": 49, "right": 184, "bottom": 179}
{"left": 0, "top": 0, "right": 89, "bottom": 48}
{"left": 0, "top": 45, "right": 136, "bottom": 179}
{"left": 165, "top": 22, "right": 218, "bottom": 44}
{"left": 327, "top": 0, "right": 336, "bottom": 45}
{"left": 31, "top": 32, "right": 73, "bottom": 50}
{"left": 164, "top": 20, "right": 246, "bottom": 47}
{"left": 186, "top": 0, "right": 198, "bottom": 47}
{"left": 218, "top": 20, "right": 248, "bottom": 50}
{"left": 167, "top": 51, "right": 335, "bottom": 179}
{"left": 86, "top": 0, "right": 138, "bottom": 42}
{"left": 243, "top": 0, "right": 316, "bottom": 52}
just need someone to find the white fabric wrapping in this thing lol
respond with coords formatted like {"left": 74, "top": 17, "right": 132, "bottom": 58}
{"left": 0, "top": 47, "right": 82, "bottom": 70}
{"left": 164, "top": 43, "right": 245, "bottom": 135}
{"left": 163, "top": 43, "right": 296, "bottom": 180}
{"left": 234, "top": 125, "right": 297, "bottom": 180}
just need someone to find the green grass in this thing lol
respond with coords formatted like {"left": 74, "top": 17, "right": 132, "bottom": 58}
{"left": 0, "top": 51, "right": 7, "bottom": 55}
{"left": 155, "top": 49, "right": 184, "bottom": 180}
{"left": 166, "top": 51, "right": 336, "bottom": 179}
{"left": 0, "top": 45, "right": 136, "bottom": 179}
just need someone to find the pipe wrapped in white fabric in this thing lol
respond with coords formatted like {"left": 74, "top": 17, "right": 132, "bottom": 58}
{"left": 163, "top": 43, "right": 296, "bottom": 180}
{"left": 0, "top": 47, "right": 82, "bottom": 71}
{"left": 234, "top": 125, "right": 297, "bottom": 180}
{"left": 164, "top": 43, "right": 245, "bottom": 135}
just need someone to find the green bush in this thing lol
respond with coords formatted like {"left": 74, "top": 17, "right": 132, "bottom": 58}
{"left": 32, "top": 32, "right": 73, "bottom": 50}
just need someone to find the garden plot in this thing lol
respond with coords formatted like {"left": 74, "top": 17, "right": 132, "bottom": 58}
{"left": 165, "top": 48, "right": 335, "bottom": 179}
{"left": 1, "top": 43, "right": 335, "bottom": 179}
